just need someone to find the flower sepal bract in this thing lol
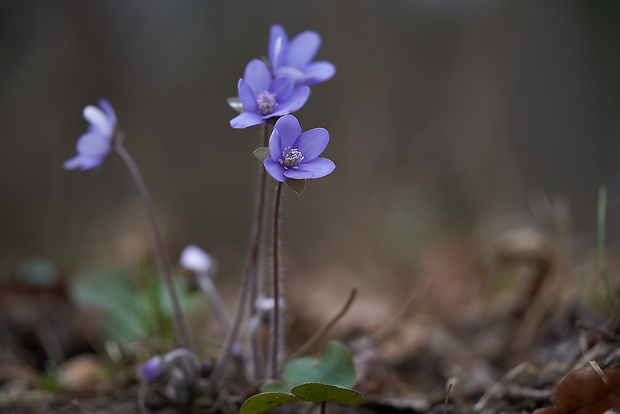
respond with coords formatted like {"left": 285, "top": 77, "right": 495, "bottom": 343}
{"left": 253, "top": 146, "right": 271, "bottom": 162}
{"left": 285, "top": 178, "right": 306, "bottom": 196}
{"left": 227, "top": 96, "right": 245, "bottom": 114}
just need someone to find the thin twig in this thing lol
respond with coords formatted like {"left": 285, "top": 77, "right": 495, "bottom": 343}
{"left": 370, "top": 287, "right": 423, "bottom": 345}
{"left": 575, "top": 320, "right": 620, "bottom": 342}
{"left": 286, "top": 288, "right": 357, "bottom": 363}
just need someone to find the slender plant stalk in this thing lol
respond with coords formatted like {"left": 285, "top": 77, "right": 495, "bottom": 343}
{"left": 269, "top": 181, "right": 283, "bottom": 379}
{"left": 286, "top": 288, "right": 357, "bottom": 363}
{"left": 209, "top": 123, "right": 271, "bottom": 389}
{"left": 598, "top": 185, "right": 617, "bottom": 310}
{"left": 114, "top": 136, "right": 193, "bottom": 351}
{"left": 196, "top": 271, "right": 231, "bottom": 337}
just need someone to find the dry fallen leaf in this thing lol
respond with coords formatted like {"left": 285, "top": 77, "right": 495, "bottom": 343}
{"left": 533, "top": 367, "right": 620, "bottom": 414}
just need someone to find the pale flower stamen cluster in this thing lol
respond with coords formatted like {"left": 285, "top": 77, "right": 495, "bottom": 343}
{"left": 279, "top": 146, "right": 304, "bottom": 169}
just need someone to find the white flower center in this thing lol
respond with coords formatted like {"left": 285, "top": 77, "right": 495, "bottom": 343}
{"left": 279, "top": 147, "right": 304, "bottom": 169}
{"left": 257, "top": 90, "right": 277, "bottom": 115}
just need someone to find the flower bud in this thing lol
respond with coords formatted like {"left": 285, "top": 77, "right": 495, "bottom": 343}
{"left": 179, "top": 244, "right": 213, "bottom": 274}
{"left": 141, "top": 356, "right": 167, "bottom": 383}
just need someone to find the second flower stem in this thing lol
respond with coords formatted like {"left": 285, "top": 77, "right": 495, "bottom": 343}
{"left": 115, "top": 137, "right": 193, "bottom": 352}
{"left": 209, "top": 123, "right": 271, "bottom": 389}
{"left": 269, "top": 181, "right": 283, "bottom": 379}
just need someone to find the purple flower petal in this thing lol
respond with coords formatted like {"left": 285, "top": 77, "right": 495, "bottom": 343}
{"left": 63, "top": 154, "right": 104, "bottom": 171}
{"left": 271, "top": 86, "right": 310, "bottom": 117}
{"left": 264, "top": 158, "right": 286, "bottom": 182}
{"left": 97, "top": 98, "right": 117, "bottom": 123}
{"left": 273, "top": 66, "right": 305, "bottom": 85}
{"left": 76, "top": 132, "right": 112, "bottom": 156}
{"left": 238, "top": 79, "right": 258, "bottom": 113}
{"left": 269, "top": 24, "right": 288, "bottom": 70}
{"left": 269, "top": 74, "right": 294, "bottom": 102}
{"left": 298, "top": 157, "right": 335, "bottom": 179}
{"left": 274, "top": 115, "right": 302, "bottom": 150}
{"left": 302, "top": 61, "right": 336, "bottom": 86}
{"left": 83, "top": 105, "right": 112, "bottom": 136}
{"left": 230, "top": 112, "right": 264, "bottom": 129}
{"left": 269, "top": 129, "right": 282, "bottom": 158}
{"left": 294, "top": 128, "right": 329, "bottom": 161}
{"left": 244, "top": 59, "right": 272, "bottom": 96}
{"left": 283, "top": 169, "right": 315, "bottom": 179}
{"left": 286, "top": 31, "right": 321, "bottom": 67}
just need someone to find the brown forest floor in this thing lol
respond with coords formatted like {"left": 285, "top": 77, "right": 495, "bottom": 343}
{"left": 2, "top": 228, "right": 620, "bottom": 414}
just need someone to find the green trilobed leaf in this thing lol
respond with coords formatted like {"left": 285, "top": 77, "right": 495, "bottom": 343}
{"left": 253, "top": 147, "right": 270, "bottom": 162}
{"left": 282, "top": 340, "right": 357, "bottom": 388}
{"left": 239, "top": 392, "right": 300, "bottom": 414}
{"left": 291, "top": 383, "right": 362, "bottom": 405}
{"left": 228, "top": 96, "right": 244, "bottom": 113}
{"left": 285, "top": 178, "right": 306, "bottom": 196}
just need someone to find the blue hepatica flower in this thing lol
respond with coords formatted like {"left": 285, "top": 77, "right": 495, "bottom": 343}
{"left": 63, "top": 98, "right": 117, "bottom": 170}
{"left": 263, "top": 115, "right": 335, "bottom": 182}
{"left": 230, "top": 59, "right": 310, "bottom": 129}
{"left": 269, "top": 24, "right": 336, "bottom": 87}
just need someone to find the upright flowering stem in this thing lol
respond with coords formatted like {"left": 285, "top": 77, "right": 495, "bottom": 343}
{"left": 114, "top": 136, "right": 193, "bottom": 352}
{"left": 269, "top": 181, "right": 283, "bottom": 379}
{"left": 209, "top": 123, "right": 271, "bottom": 389}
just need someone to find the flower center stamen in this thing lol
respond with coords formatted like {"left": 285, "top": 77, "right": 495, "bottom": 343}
{"left": 279, "top": 147, "right": 304, "bottom": 169}
{"left": 257, "top": 90, "right": 277, "bottom": 115}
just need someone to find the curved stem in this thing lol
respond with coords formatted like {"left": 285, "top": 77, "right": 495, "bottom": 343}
{"left": 209, "top": 123, "right": 271, "bottom": 389}
{"left": 114, "top": 136, "right": 192, "bottom": 351}
{"left": 269, "top": 181, "right": 283, "bottom": 379}
{"left": 286, "top": 288, "right": 357, "bottom": 363}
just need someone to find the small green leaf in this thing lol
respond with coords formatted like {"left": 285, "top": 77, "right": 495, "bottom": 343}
{"left": 253, "top": 147, "right": 270, "bottom": 162}
{"left": 291, "top": 383, "right": 362, "bottom": 405}
{"left": 285, "top": 178, "right": 306, "bottom": 196}
{"left": 282, "top": 341, "right": 357, "bottom": 388}
{"left": 228, "top": 96, "right": 244, "bottom": 113}
{"left": 239, "top": 392, "right": 300, "bottom": 414}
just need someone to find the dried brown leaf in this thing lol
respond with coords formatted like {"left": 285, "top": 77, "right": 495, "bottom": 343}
{"left": 533, "top": 367, "right": 620, "bottom": 414}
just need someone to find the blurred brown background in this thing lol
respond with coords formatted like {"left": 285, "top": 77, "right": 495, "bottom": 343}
{"left": 2, "top": 0, "right": 620, "bottom": 290}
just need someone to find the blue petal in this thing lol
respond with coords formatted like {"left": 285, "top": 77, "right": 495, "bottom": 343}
{"left": 83, "top": 105, "right": 113, "bottom": 136}
{"left": 76, "top": 132, "right": 112, "bottom": 156}
{"left": 97, "top": 98, "right": 117, "bottom": 124}
{"left": 264, "top": 158, "right": 286, "bottom": 182}
{"left": 294, "top": 128, "right": 329, "bottom": 161}
{"left": 238, "top": 79, "right": 258, "bottom": 113}
{"left": 274, "top": 115, "right": 302, "bottom": 150}
{"left": 302, "top": 61, "right": 336, "bottom": 86}
{"left": 63, "top": 154, "right": 104, "bottom": 170}
{"left": 269, "top": 129, "right": 282, "bottom": 158}
{"left": 244, "top": 59, "right": 271, "bottom": 96}
{"left": 274, "top": 66, "right": 305, "bottom": 86}
{"left": 298, "top": 157, "right": 335, "bottom": 179}
{"left": 230, "top": 112, "right": 264, "bottom": 129}
{"left": 283, "top": 169, "right": 314, "bottom": 179}
{"left": 269, "top": 74, "right": 294, "bottom": 102}
{"left": 271, "top": 86, "right": 310, "bottom": 117}
{"left": 269, "top": 24, "right": 288, "bottom": 71}
{"left": 286, "top": 31, "right": 321, "bottom": 67}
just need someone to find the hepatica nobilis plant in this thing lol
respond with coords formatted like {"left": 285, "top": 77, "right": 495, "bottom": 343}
{"left": 64, "top": 24, "right": 360, "bottom": 413}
